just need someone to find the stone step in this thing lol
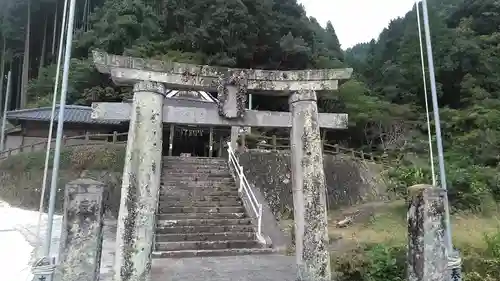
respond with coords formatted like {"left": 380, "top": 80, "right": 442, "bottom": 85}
{"left": 161, "top": 179, "right": 235, "bottom": 185}
{"left": 163, "top": 171, "right": 232, "bottom": 177}
{"left": 162, "top": 163, "right": 228, "bottom": 168}
{"left": 160, "top": 184, "right": 237, "bottom": 190}
{"left": 162, "top": 160, "right": 229, "bottom": 166}
{"left": 155, "top": 240, "right": 260, "bottom": 251}
{"left": 160, "top": 195, "right": 241, "bottom": 202}
{"left": 159, "top": 190, "right": 239, "bottom": 197}
{"left": 158, "top": 206, "right": 245, "bottom": 214}
{"left": 157, "top": 212, "right": 246, "bottom": 220}
{"left": 160, "top": 194, "right": 240, "bottom": 200}
{"left": 163, "top": 156, "right": 227, "bottom": 163}
{"left": 161, "top": 186, "right": 236, "bottom": 191}
{"left": 163, "top": 168, "right": 230, "bottom": 173}
{"left": 156, "top": 218, "right": 252, "bottom": 227}
{"left": 156, "top": 224, "right": 255, "bottom": 234}
{"left": 152, "top": 248, "right": 276, "bottom": 258}
{"left": 162, "top": 164, "right": 229, "bottom": 170}
{"left": 155, "top": 232, "right": 255, "bottom": 242}
{"left": 160, "top": 189, "right": 238, "bottom": 197}
{"left": 159, "top": 197, "right": 241, "bottom": 203}
{"left": 161, "top": 177, "right": 233, "bottom": 182}
{"left": 158, "top": 200, "right": 242, "bottom": 208}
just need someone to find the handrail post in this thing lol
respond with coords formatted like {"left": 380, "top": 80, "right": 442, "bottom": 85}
{"left": 227, "top": 141, "right": 264, "bottom": 244}
{"left": 238, "top": 165, "right": 243, "bottom": 193}
{"left": 257, "top": 204, "right": 263, "bottom": 236}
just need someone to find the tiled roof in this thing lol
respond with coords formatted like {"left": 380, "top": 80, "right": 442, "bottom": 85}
{"left": 6, "top": 105, "right": 122, "bottom": 125}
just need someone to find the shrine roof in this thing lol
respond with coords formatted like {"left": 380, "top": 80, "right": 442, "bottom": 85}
{"left": 6, "top": 105, "right": 122, "bottom": 125}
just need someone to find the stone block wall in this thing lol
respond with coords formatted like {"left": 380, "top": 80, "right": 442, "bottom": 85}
{"left": 237, "top": 149, "right": 388, "bottom": 219}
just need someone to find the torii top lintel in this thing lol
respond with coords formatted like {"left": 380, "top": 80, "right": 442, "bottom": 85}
{"left": 92, "top": 50, "right": 353, "bottom": 94}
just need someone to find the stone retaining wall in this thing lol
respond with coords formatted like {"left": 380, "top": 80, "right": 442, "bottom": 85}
{"left": 238, "top": 149, "right": 388, "bottom": 219}
{"left": 0, "top": 169, "right": 122, "bottom": 216}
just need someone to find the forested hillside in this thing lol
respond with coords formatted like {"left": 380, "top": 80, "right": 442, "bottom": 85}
{"left": 346, "top": 0, "right": 500, "bottom": 210}
{"left": 0, "top": 0, "right": 499, "bottom": 210}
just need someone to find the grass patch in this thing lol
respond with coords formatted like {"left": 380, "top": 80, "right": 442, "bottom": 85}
{"left": 0, "top": 144, "right": 127, "bottom": 215}
{"left": 283, "top": 200, "right": 500, "bottom": 280}
{"left": 328, "top": 200, "right": 500, "bottom": 251}
{"left": 326, "top": 200, "right": 500, "bottom": 281}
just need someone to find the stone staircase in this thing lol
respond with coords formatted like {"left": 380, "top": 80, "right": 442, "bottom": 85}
{"left": 152, "top": 156, "right": 273, "bottom": 258}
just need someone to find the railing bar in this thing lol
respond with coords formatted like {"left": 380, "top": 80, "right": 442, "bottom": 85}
{"left": 242, "top": 176, "right": 259, "bottom": 204}
{"left": 226, "top": 142, "right": 262, "bottom": 224}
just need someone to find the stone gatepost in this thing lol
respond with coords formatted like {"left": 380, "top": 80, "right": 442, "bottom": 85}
{"left": 407, "top": 184, "right": 447, "bottom": 281}
{"left": 114, "top": 81, "right": 164, "bottom": 281}
{"left": 55, "top": 179, "right": 105, "bottom": 281}
{"left": 289, "top": 90, "right": 331, "bottom": 281}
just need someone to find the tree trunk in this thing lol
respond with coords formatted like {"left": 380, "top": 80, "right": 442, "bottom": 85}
{"left": 82, "top": 0, "right": 89, "bottom": 31}
{"left": 51, "top": 0, "right": 59, "bottom": 56}
{"left": 0, "top": 0, "right": 8, "bottom": 115}
{"left": 7, "top": 57, "right": 12, "bottom": 111}
{"left": 0, "top": 36, "right": 6, "bottom": 115}
{"left": 39, "top": 14, "right": 48, "bottom": 77}
{"left": 17, "top": 58, "right": 22, "bottom": 109}
{"left": 20, "top": 0, "right": 31, "bottom": 109}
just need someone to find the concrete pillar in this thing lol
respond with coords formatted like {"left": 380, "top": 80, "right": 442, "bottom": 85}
{"left": 114, "top": 81, "right": 165, "bottom": 281}
{"left": 55, "top": 179, "right": 105, "bottom": 281}
{"left": 407, "top": 184, "right": 448, "bottom": 281}
{"left": 209, "top": 127, "right": 214, "bottom": 157}
{"left": 168, "top": 124, "right": 174, "bottom": 156}
{"left": 288, "top": 90, "right": 331, "bottom": 281}
{"left": 230, "top": 126, "right": 239, "bottom": 150}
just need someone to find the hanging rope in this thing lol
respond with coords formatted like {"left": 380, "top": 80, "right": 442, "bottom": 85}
{"left": 31, "top": 257, "right": 56, "bottom": 277}
{"left": 448, "top": 253, "right": 462, "bottom": 269}
{"left": 415, "top": 0, "right": 437, "bottom": 186}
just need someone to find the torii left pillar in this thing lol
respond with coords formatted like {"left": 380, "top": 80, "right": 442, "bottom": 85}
{"left": 113, "top": 81, "right": 165, "bottom": 281}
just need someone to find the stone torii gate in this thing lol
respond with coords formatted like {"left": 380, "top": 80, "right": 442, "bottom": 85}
{"left": 90, "top": 50, "right": 352, "bottom": 281}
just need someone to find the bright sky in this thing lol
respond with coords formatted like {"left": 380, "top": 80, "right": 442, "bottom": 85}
{"left": 299, "top": 0, "right": 416, "bottom": 49}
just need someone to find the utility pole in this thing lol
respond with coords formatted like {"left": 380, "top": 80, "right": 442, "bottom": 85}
{"left": 42, "top": 0, "right": 77, "bottom": 264}
{"left": 420, "top": 0, "right": 462, "bottom": 280}
{"left": 34, "top": 0, "right": 70, "bottom": 261}
{"left": 0, "top": 71, "right": 11, "bottom": 151}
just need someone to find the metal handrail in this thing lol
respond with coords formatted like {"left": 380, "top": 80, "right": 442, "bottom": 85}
{"left": 226, "top": 142, "right": 264, "bottom": 244}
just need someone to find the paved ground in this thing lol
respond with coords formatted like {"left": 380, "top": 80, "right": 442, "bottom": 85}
{"left": 100, "top": 220, "right": 297, "bottom": 281}
{"left": 151, "top": 255, "right": 296, "bottom": 281}
{"left": 2, "top": 205, "right": 296, "bottom": 281}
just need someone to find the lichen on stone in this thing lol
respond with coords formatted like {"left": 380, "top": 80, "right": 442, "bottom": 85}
{"left": 57, "top": 181, "right": 105, "bottom": 281}
{"left": 288, "top": 93, "right": 331, "bottom": 281}
{"left": 407, "top": 185, "right": 448, "bottom": 281}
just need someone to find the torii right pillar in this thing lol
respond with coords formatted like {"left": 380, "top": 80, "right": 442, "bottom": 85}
{"left": 289, "top": 89, "right": 331, "bottom": 281}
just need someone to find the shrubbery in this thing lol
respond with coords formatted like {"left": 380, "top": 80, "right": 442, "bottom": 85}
{"left": 387, "top": 161, "right": 500, "bottom": 212}
{"left": 332, "top": 231, "right": 500, "bottom": 281}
